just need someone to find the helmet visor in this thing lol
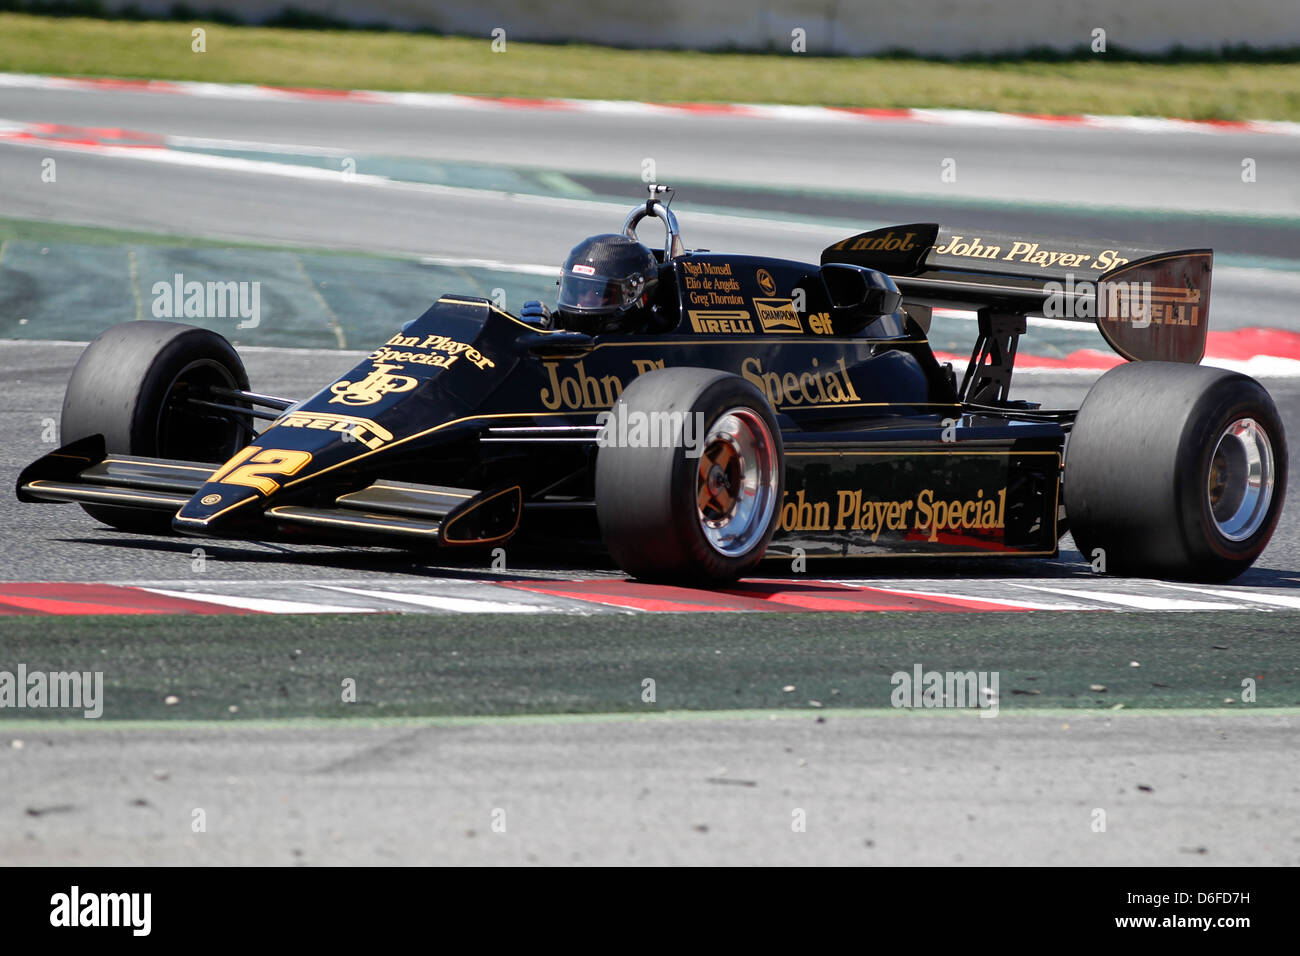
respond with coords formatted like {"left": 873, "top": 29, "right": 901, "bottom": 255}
{"left": 557, "top": 272, "right": 643, "bottom": 314}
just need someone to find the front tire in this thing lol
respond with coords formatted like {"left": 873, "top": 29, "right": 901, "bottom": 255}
{"left": 595, "top": 368, "right": 784, "bottom": 582}
{"left": 61, "top": 321, "right": 251, "bottom": 533}
{"left": 1064, "top": 361, "right": 1286, "bottom": 581}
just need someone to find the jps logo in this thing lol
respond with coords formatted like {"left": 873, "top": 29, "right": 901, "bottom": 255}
{"left": 329, "top": 363, "right": 418, "bottom": 406}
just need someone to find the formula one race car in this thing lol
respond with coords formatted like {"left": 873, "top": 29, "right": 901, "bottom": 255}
{"left": 16, "top": 187, "right": 1287, "bottom": 582}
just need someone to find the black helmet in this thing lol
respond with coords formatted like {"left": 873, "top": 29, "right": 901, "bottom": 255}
{"left": 555, "top": 234, "right": 658, "bottom": 334}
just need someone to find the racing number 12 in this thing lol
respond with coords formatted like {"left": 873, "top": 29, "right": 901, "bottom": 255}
{"left": 208, "top": 446, "right": 313, "bottom": 495}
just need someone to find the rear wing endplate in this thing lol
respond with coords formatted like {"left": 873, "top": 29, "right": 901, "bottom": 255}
{"left": 822, "top": 224, "right": 1211, "bottom": 364}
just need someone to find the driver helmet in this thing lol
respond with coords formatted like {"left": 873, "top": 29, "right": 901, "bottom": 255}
{"left": 555, "top": 234, "right": 659, "bottom": 334}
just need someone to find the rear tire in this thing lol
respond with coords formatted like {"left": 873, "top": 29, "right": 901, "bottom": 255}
{"left": 1064, "top": 361, "right": 1286, "bottom": 581}
{"left": 595, "top": 368, "right": 784, "bottom": 582}
{"left": 61, "top": 321, "right": 251, "bottom": 533}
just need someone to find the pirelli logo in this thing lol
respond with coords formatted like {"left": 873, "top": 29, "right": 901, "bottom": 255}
{"left": 688, "top": 310, "right": 754, "bottom": 334}
{"left": 273, "top": 411, "right": 394, "bottom": 450}
{"left": 1100, "top": 282, "right": 1202, "bottom": 329}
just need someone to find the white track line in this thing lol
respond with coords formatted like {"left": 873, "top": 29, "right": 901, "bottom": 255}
{"left": 854, "top": 585, "right": 1094, "bottom": 611}
{"left": 140, "top": 587, "right": 372, "bottom": 614}
{"left": 316, "top": 584, "right": 539, "bottom": 613}
{"left": 1008, "top": 583, "right": 1245, "bottom": 610}
{"left": 419, "top": 255, "right": 559, "bottom": 276}
{"left": 1151, "top": 582, "right": 1300, "bottom": 610}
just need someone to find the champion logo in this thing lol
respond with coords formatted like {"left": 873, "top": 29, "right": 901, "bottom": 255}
{"left": 572, "top": 264, "right": 596, "bottom": 275}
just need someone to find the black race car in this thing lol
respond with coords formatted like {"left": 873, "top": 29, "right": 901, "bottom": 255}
{"left": 16, "top": 188, "right": 1287, "bottom": 582}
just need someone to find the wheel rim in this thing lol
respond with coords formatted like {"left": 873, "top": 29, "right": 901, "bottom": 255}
{"left": 158, "top": 358, "right": 245, "bottom": 463}
{"left": 695, "top": 407, "right": 779, "bottom": 557}
{"left": 1207, "top": 417, "right": 1275, "bottom": 542}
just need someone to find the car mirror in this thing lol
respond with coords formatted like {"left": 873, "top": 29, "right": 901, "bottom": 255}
{"left": 822, "top": 263, "right": 902, "bottom": 315}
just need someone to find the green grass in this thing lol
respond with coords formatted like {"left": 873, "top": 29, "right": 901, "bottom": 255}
{"left": 3, "top": 13, "right": 1300, "bottom": 120}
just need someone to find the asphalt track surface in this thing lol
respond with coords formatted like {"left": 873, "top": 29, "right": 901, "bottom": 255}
{"left": 1, "top": 82, "right": 1299, "bottom": 865}
{"left": 3, "top": 83, "right": 1298, "bottom": 218}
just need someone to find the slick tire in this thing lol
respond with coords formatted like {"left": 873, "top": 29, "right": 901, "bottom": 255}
{"left": 61, "top": 321, "right": 251, "bottom": 533}
{"left": 1064, "top": 361, "right": 1286, "bottom": 582}
{"left": 595, "top": 368, "right": 784, "bottom": 582}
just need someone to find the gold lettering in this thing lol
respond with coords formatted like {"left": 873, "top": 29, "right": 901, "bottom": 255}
{"left": 913, "top": 488, "right": 1006, "bottom": 541}
{"left": 736, "top": 357, "right": 860, "bottom": 407}
{"left": 538, "top": 361, "right": 625, "bottom": 411}
{"left": 837, "top": 358, "right": 862, "bottom": 402}
{"left": 539, "top": 362, "right": 564, "bottom": 411}
{"left": 1004, "top": 241, "right": 1034, "bottom": 261}
{"left": 834, "top": 490, "right": 858, "bottom": 531}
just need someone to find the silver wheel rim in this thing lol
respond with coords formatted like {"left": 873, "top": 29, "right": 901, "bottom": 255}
{"left": 1207, "top": 417, "right": 1275, "bottom": 542}
{"left": 695, "top": 407, "right": 779, "bottom": 557}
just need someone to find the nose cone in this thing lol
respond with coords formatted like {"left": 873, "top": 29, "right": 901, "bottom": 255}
{"left": 174, "top": 482, "right": 264, "bottom": 533}
{"left": 173, "top": 441, "right": 322, "bottom": 533}
{"left": 172, "top": 405, "right": 423, "bottom": 534}
{"left": 173, "top": 295, "right": 523, "bottom": 534}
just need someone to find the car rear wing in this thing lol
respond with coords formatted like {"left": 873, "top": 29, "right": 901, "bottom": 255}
{"left": 822, "top": 223, "right": 1211, "bottom": 365}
